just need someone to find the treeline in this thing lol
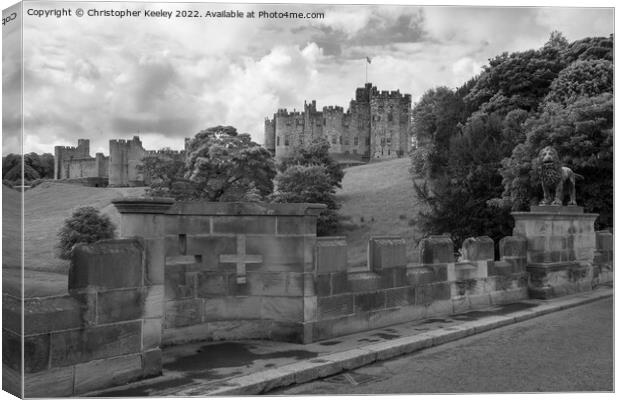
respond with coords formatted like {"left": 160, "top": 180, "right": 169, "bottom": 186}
{"left": 410, "top": 32, "right": 613, "bottom": 249}
{"left": 2, "top": 152, "right": 55, "bottom": 183}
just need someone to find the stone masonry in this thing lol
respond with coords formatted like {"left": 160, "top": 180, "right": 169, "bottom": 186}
{"left": 54, "top": 136, "right": 184, "bottom": 187}
{"left": 7, "top": 199, "right": 613, "bottom": 397}
{"left": 264, "top": 83, "right": 412, "bottom": 162}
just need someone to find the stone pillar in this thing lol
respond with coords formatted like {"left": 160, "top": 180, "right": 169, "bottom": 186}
{"left": 512, "top": 205, "right": 598, "bottom": 299}
{"left": 111, "top": 197, "right": 174, "bottom": 371}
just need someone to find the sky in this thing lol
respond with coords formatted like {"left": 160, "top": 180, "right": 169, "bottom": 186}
{"left": 1, "top": 0, "right": 615, "bottom": 156}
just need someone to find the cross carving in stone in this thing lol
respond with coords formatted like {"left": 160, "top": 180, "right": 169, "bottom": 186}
{"left": 219, "top": 235, "right": 263, "bottom": 284}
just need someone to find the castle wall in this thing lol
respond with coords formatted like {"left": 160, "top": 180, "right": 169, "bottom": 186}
{"left": 265, "top": 83, "right": 410, "bottom": 162}
{"left": 109, "top": 136, "right": 149, "bottom": 187}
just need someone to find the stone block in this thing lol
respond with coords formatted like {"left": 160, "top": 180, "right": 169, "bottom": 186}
{"left": 49, "top": 321, "right": 142, "bottom": 368}
{"left": 246, "top": 236, "right": 307, "bottom": 272}
{"left": 24, "top": 366, "right": 75, "bottom": 398}
{"left": 454, "top": 262, "right": 478, "bottom": 281}
{"left": 69, "top": 239, "right": 143, "bottom": 291}
{"left": 144, "top": 238, "right": 166, "bottom": 285}
{"left": 303, "top": 273, "right": 317, "bottom": 296}
{"left": 499, "top": 236, "right": 527, "bottom": 258}
{"left": 164, "top": 299, "right": 203, "bottom": 328}
{"left": 74, "top": 353, "right": 143, "bottom": 394}
{"left": 331, "top": 272, "right": 350, "bottom": 294}
{"left": 196, "top": 272, "right": 229, "bottom": 296}
{"left": 277, "top": 216, "right": 315, "bottom": 235}
{"left": 2, "top": 328, "right": 22, "bottom": 370}
{"left": 385, "top": 287, "right": 415, "bottom": 308}
{"left": 143, "top": 285, "right": 165, "bottom": 319}
{"left": 596, "top": 230, "right": 613, "bottom": 251}
{"left": 213, "top": 216, "right": 276, "bottom": 235}
{"left": 368, "top": 236, "right": 407, "bottom": 271}
{"left": 415, "top": 282, "right": 451, "bottom": 306}
{"left": 316, "top": 274, "right": 331, "bottom": 296}
{"left": 203, "top": 297, "right": 261, "bottom": 321}
{"left": 24, "top": 293, "right": 95, "bottom": 335}
{"left": 3, "top": 295, "right": 22, "bottom": 335}
{"left": 303, "top": 296, "right": 317, "bottom": 322}
{"left": 185, "top": 236, "right": 236, "bottom": 269}
{"left": 348, "top": 272, "right": 381, "bottom": 292}
{"left": 315, "top": 237, "right": 348, "bottom": 273}
{"left": 406, "top": 267, "right": 432, "bottom": 286}
{"left": 165, "top": 264, "right": 195, "bottom": 300}
{"left": 419, "top": 235, "right": 454, "bottom": 264}
{"left": 317, "top": 294, "right": 354, "bottom": 319}
{"left": 24, "top": 334, "right": 50, "bottom": 373}
{"left": 256, "top": 272, "right": 306, "bottom": 296}
{"left": 142, "top": 348, "right": 162, "bottom": 377}
{"left": 325, "top": 313, "right": 370, "bottom": 338}
{"left": 166, "top": 215, "right": 211, "bottom": 235}
{"left": 354, "top": 291, "right": 386, "bottom": 312}
{"left": 461, "top": 236, "right": 494, "bottom": 261}
{"left": 142, "top": 318, "right": 162, "bottom": 350}
{"left": 3, "top": 364, "right": 22, "bottom": 398}
{"left": 97, "top": 288, "right": 146, "bottom": 324}
{"left": 426, "top": 299, "right": 453, "bottom": 318}
{"left": 261, "top": 297, "right": 304, "bottom": 321}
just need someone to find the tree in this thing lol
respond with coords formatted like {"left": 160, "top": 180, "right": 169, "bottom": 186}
{"left": 140, "top": 150, "right": 196, "bottom": 200}
{"left": 278, "top": 137, "right": 344, "bottom": 188}
{"left": 57, "top": 206, "right": 116, "bottom": 259}
{"left": 271, "top": 164, "right": 340, "bottom": 235}
{"left": 500, "top": 93, "right": 613, "bottom": 227}
{"left": 185, "top": 126, "right": 276, "bottom": 201}
{"left": 544, "top": 59, "right": 613, "bottom": 105}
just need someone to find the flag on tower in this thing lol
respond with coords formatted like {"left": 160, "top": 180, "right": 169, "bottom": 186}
{"left": 366, "top": 56, "right": 372, "bottom": 64}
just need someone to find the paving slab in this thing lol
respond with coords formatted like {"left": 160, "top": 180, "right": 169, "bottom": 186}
{"left": 89, "top": 285, "right": 613, "bottom": 397}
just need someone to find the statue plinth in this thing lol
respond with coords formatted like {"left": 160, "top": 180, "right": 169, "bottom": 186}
{"left": 512, "top": 205, "right": 598, "bottom": 299}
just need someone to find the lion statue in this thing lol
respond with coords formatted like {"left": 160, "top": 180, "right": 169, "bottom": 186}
{"left": 538, "top": 146, "right": 583, "bottom": 206}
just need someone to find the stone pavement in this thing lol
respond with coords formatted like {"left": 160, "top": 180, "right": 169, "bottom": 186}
{"left": 90, "top": 285, "right": 613, "bottom": 397}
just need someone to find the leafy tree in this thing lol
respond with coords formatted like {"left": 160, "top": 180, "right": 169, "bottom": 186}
{"left": 140, "top": 150, "right": 197, "bottom": 200}
{"left": 410, "top": 87, "right": 466, "bottom": 176}
{"left": 57, "top": 206, "right": 116, "bottom": 259}
{"left": 185, "top": 126, "right": 276, "bottom": 201}
{"left": 544, "top": 59, "right": 613, "bottom": 105}
{"left": 271, "top": 164, "right": 340, "bottom": 235}
{"left": 278, "top": 137, "right": 344, "bottom": 188}
{"left": 500, "top": 93, "right": 613, "bottom": 227}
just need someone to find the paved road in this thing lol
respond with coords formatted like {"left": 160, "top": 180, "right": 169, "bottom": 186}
{"left": 273, "top": 297, "right": 613, "bottom": 394}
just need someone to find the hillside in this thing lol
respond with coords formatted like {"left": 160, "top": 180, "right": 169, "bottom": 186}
{"left": 335, "top": 157, "right": 422, "bottom": 267}
{"left": 5, "top": 159, "right": 422, "bottom": 274}
{"left": 11, "top": 182, "right": 145, "bottom": 273}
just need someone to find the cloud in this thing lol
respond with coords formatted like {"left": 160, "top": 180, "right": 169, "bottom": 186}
{"left": 10, "top": 3, "right": 615, "bottom": 157}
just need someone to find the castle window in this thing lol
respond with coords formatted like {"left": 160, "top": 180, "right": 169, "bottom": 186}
{"left": 365, "top": 138, "right": 370, "bottom": 145}
{"left": 285, "top": 136, "right": 290, "bottom": 146}
{"left": 387, "top": 137, "right": 392, "bottom": 145}
{"left": 331, "top": 136, "right": 336, "bottom": 144}
{"left": 388, "top": 113, "right": 393, "bottom": 122}
{"left": 344, "top": 138, "right": 350, "bottom": 145}
{"left": 277, "top": 136, "right": 280, "bottom": 146}
{"left": 339, "top": 136, "right": 342, "bottom": 145}
{"left": 354, "top": 137, "right": 358, "bottom": 146}
{"left": 323, "top": 118, "right": 326, "bottom": 126}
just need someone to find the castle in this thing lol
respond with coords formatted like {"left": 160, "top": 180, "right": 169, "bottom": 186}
{"left": 264, "top": 83, "right": 412, "bottom": 162}
{"left": 54, "top": 136, "right": 182, "bottom": 187}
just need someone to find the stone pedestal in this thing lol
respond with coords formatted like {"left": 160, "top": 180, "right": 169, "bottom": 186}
{"left": 512, "top": 206, "right": 598, "bottom": 299}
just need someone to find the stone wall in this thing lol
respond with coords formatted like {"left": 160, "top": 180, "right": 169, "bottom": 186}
{"left": 161, "top": 202, "right": 325, "bottom": 344}
{"left": 265, "top": 83, "right": 410, "bottom": 162}
{"left": 306, "top": 235, "right": 529, "bottom": 342}
{"left": 11, "top": 239, "right": 164, "bottom": 397}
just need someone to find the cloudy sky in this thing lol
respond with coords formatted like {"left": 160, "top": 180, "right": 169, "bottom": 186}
{"left": 2, "top": 1, "right": 614, "bottom": 155}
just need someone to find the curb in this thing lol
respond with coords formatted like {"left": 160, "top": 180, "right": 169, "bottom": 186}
{"left": 189, "top": 289, "right": 613, "bottom": 396}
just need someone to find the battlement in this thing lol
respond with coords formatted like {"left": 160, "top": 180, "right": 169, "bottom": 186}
{"left": 323, "top": 105, "right": 344, "bottom": 113}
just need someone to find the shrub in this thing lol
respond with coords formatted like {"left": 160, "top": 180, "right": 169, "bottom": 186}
{"left": 57, "top": 206, "right": 116, "bottom": 259}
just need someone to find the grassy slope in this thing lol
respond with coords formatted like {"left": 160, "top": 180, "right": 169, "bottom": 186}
{"left": 21, "top": 182, "right": 145, "bottom": 272}
{"left": 5, "top": 158, "right": 420, "bottom": 278}
{"left": 335, "top": 157, "right": 422, "bottom": 267}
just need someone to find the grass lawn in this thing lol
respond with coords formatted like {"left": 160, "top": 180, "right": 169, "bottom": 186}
{"left": 335, "top": 157, "right": 423, "bottom": 267}
{"left": 3, "top": 158, "right": 423, "bottom": 295}
{"left": 6, "top": 182, "right": 146, "bottom": 274}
